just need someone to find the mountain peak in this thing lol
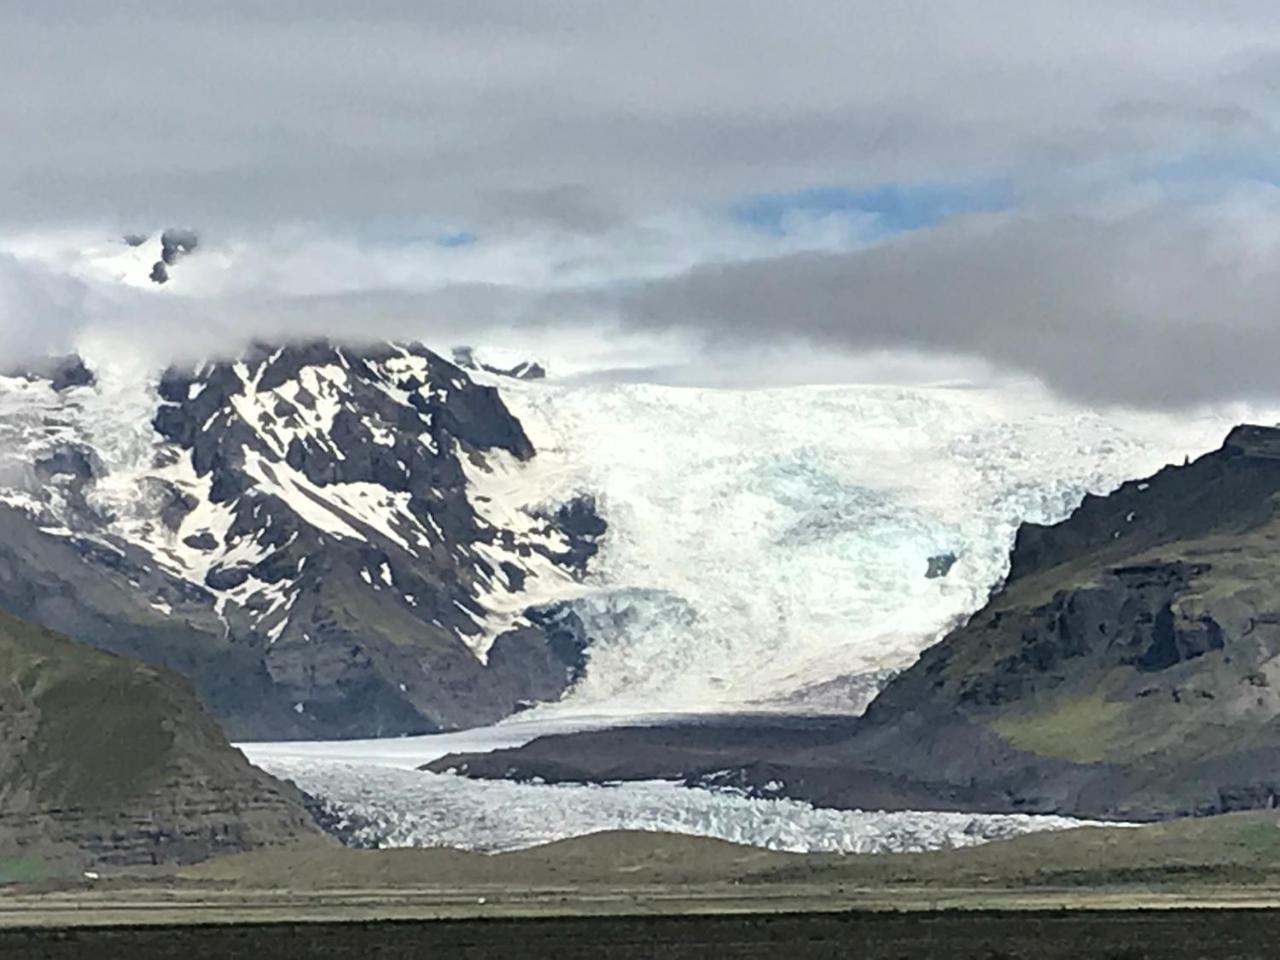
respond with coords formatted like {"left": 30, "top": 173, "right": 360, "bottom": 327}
{"left": 452, "top": 345, "right": 548, "bottom": 381}
{"left": 1223, "top": 423, "right": 1280, "bottom": 460}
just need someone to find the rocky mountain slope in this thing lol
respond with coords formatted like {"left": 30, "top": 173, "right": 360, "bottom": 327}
{"left": 0, "top": 341, "right": 603, "bottom": 739}
{"left": 433, "top": 425, "right": 1280, "bottom": 820}
{"left": 0, "top": 610, "right": 320, "bottom": 872}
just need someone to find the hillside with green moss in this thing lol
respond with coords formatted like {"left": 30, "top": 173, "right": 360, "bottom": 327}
{"left": 0, "top": 610, "right": 321, "bottom": 875}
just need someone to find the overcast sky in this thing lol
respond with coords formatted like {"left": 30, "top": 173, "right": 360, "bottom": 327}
{"left": 6, "top": 1, "right": 1280, "bottom": 405}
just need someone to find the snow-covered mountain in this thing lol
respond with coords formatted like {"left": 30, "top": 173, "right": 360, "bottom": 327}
{"left": 0, "top": 331, "right": 1271, "bottom": 741}
{"left": 0, "top": 341, "right": 603, "bottom": 738}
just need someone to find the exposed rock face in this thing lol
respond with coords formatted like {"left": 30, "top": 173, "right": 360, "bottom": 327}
{"left": 0, "top": 611, "right": 321, "bottom": 871}
{"left": 433, "top": 425, "right": 1280, "bottom": 821}
{"left": 148, "top": 227, "right": 199, "bottom": 284}
{"left": 2, "top": 355, "right": 95, "bottom": 392}
{"left": 925, "top": 553, "right": 957, "bottom": 579}
{"left": 0, "top": 341, "right": 604, "bottom": 739}
{"left": 160, "top": 228, "right": 199, "bottom": 263}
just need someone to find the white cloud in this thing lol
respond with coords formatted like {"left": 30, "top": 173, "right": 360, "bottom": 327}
{"left": 0, "top": 255, "right": 90, "bottom": 364}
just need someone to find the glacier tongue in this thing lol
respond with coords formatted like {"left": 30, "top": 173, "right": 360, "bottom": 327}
{"left": 493, "top": 377, "right": 1279, "bottom": 716}
{"left": 259, "top": 757, "right": 1111, "bottom": 855}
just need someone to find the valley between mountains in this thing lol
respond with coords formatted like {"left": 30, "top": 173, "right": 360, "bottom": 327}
{"left": 5, "top": 337, "right": 1280, "bottom": 871}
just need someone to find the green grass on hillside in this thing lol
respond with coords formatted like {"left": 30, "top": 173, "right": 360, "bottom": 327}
{"left": 0, "top": 858, "right": 50, "bottom": 884}
{"left": 988, "top": 687, "right": 1130, "bottom": 763}
{"left": 0, "top": 611, "right": 179, "bottom": 810}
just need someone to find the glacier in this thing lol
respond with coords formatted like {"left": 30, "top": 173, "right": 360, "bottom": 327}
{"left": 239, "top": 712, "right": 1114, "bottom": 856}
{"left": 255, "top": 756, "right": 1112, "bottom": 855}
{"left": 244, "top": 372, "right": 1271, "bottom": 856}
{"left": 5, "top": 340, "right": 1269, "bottom": 720}
{"left": 490, "top": 375, "right": 1277, "bottom": 715}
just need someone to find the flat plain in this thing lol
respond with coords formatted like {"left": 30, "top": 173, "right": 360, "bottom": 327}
{"left": 9, "top": 814, "right": 1280, "bottom": 955}
{"left": 7, "top": 911, "right": 1280, "bottom": 960}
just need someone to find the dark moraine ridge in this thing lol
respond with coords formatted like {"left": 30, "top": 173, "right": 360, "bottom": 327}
{"left": 431, "top": 425, "right": 1280, "bottom": 821}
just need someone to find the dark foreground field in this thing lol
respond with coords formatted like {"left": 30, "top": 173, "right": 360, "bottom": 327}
{"left": 6, "top": 911, "right": 1280, "bottom": 960}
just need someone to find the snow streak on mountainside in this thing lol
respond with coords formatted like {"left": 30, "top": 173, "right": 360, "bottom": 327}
{"left": 487, "top": 377, "right": 1280, "bottom": 717}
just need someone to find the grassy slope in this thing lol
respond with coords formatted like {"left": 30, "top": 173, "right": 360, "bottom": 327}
{"left": 1, "top": 611, "right": 179, "bottom": 811}
{"left": 183, "top": 813, "right": 1280, "bottom": 891}
{"left": 0, "top": 610, "right": 321, "bottom": 872}
{"left": 967, "top": 524, "right": 1280, "bottom": 767}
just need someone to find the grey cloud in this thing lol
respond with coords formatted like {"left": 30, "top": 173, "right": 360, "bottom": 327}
{"left": 0, "top": 257, "right": 88, "bottom": 364}
{"left": 609, "top": 200, "right": 1280, "bottom": 407}
{"left": 3, "top": 1, "right": 1280, "bottom": 230}
{"left": 157, "top": 196, "right": 1280, "bottom": 408}
{"left": 67, "top": 284, "right": 544, "bottom": 369}
{"left": 52, "top": 196, "right": 1280, "bottom": 409}
{"left": 490, "top": 187, "right": 627, "bottom": 235}
{"left": 1100, "top": 100, "right": 1266, "bottom": 136}
{"left": 10, "top": 0, "right": 1280, "bottom": 410}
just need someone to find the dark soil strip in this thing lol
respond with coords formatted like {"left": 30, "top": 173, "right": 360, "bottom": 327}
{"left": 5, "top": 909, "right": 1279, "bottom": 960}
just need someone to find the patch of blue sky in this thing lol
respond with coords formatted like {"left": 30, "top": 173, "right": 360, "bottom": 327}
{"left": 349, "top": 222, "right": 479, "bottom": 248}
{"left": 437, "top": 230, "right": 478, "bottom": 247}
{"left": 732, "top": 179, "right": 1017, "bottom": 242}
{"left": 1143, "top": 150, "right": 1280, "bottom": 193}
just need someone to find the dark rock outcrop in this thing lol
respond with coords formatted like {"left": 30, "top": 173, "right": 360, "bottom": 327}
{"left": 149, "top": 227, "right": 199, "bottom": 284}
{"left": 3, "top": 355, "right": 95, "bottom": 391}
{"left": 925, "top": 553, "right": 957, "bottom": 578}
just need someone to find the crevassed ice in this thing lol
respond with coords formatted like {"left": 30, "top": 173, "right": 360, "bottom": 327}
{"left": 261, "top": 758, "right": 1109, "bottom": 855}
{"left": 495, "top": 378, "right": 1275, "bottom": 716}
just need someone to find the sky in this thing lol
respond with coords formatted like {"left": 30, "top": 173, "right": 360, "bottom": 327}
{"left": 5, "top": 1, "right": 1280, "bottom": 405}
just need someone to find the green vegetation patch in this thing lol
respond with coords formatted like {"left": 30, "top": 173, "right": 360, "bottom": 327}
{"left": 0, "top": 857, "right": 50, "bottom": 884}
{"left": 24, "top": 670, "right": 174, "bottom": 809}
{"left": 988, "top": 688, "right": 1130, "bottom": 762}
{"left": 1, "top": 611, "right": 177, "bottom": 810}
